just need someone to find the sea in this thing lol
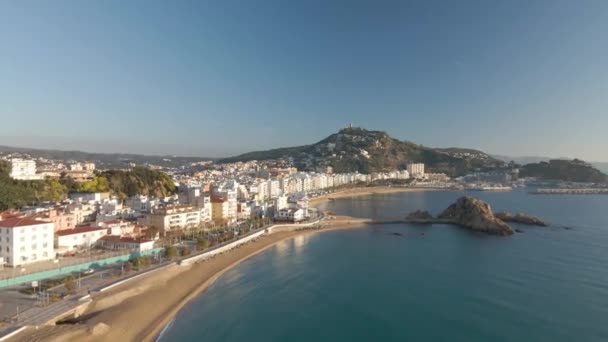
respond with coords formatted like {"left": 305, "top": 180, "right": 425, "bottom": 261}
{"left": 159, "top": 190, "right": 608, "bottom": 342}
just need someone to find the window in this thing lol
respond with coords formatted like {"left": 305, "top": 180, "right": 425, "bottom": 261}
{"left": 31, "top": 244, "right": 37, "bottom": 250}
{"left": 20, "top": 247, "right": 25, "bottom": 252}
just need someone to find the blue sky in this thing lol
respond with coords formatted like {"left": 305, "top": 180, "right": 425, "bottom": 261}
{"left": 1, "top": 0, "right": 607, "bottom": 160}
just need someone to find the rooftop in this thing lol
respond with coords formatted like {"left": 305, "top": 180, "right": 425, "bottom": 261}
{"left": 0, "top": 217, "right": 50, "bottom": 228}
{"left": 56, "top": 226, "right": 108, "bottom": 236}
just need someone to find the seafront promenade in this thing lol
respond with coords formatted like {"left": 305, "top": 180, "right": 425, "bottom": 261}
{"left": 0, "top": 214, "right": 327, "bottom": 341}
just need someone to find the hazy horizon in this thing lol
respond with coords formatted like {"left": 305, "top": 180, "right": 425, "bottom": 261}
{"left": 1, "top": 131, "right": 608, "bottom": 164}
{"left": 1, "top": 1, "right": 607, "bottom": 161}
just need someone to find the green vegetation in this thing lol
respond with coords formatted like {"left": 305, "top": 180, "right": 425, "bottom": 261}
{"left": 0, "top": 161, "right": 67, "bottom": 210}
{"left": 165, "top": 246, "right": 179, "bottom": 259}
{"left": 0, "top": 160, "right": 175, "bottom": 210}
{"left": 520, "top": 159, "right": 608, "bottom": 183}
{"left": 65, "top": 167, "right": 176, "bottom": 200}
{"left": 197, "top": 238, "right": 210, "bottom": 251}
{"left": 64, "top": 276, "right": 77, "bottom": 294}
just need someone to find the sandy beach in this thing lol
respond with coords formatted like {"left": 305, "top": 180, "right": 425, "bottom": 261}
{"left": 13, "top": 216, "right": 370, "bottom": 342}
{"left": 310, "top": 186, "right": 438, "bottom": 206}
{"left": 13, "top": 187, "right": 431, "bottom": 342}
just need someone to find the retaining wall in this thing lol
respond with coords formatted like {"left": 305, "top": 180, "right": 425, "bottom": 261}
{"left": 0, "top": 248, "right": 164, "bottom": 289}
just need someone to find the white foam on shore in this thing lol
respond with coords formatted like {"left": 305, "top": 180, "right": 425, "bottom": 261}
{"left": 155, "top": 317, "right": 175, "bottom": 342}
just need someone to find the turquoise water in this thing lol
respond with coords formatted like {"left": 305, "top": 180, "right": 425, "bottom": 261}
{"left": 160, "top": 190, "right": 608, "bottom": 341}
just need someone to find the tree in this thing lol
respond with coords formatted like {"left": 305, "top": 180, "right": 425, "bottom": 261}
{"left": 165, "top": 246, "right": 178, "bottom": 259}
{"left": 132, "top": 256, "right": 144, "bottom": 269}
{"left": 197, "top": 238, "right": 210, "bottom": 251}
{"left": 64, "top": 276, "right": 77, "bottom": 294}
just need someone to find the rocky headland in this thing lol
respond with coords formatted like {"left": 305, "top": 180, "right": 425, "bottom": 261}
{"left": 404, "top": 196, "right": 545, "bottom": 236}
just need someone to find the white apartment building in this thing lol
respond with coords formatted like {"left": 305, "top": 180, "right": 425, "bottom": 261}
{"left": 275, "top": 195, "right": 288, "bottom": 211}
{"left": 267, "top": 179, "right": 281, "bottom": 198}
{"left": 9, "top": 159, "right": 42, "bottom": 180}
{"left": 56, "top": 226, "right": 109, "bottom": 251}
{"left": 140, "top": 205, "right": 202, "bottom": 231}
{"left": 407, "top": 163, "right": 425, "bottom": 178}
{"left": 69, "top": 192, "right": 110, "bottom": 204}
{"left": 311, "top": 174, "right": 328, "bottom": 190}
{"left": 0, "top": 218, "right": 55, "bottom": 267}
{"left": 256, "top": 181, "right": 269, "bottom": 200}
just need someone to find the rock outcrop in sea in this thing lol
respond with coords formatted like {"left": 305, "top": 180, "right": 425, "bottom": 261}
{"left": 494, "top": 212, "right": 547, "bottom": 226}
{"left": 437, "top": 196, "right": 514, "bottom": 236}
{"left": 405, "top": 210, "right": 434, "bottom": 222}
{"left": 404, "top": 196, "right": 549, "bottom": 236}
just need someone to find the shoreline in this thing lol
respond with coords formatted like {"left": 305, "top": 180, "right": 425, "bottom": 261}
{"left": 310, "top": 186, "right": 441, "bottom": 207}
{"left": 145, "top": 219, "right": 370, "bottom": 342}
{"left": 14, "top": 217, "right": 370, "bottom": 342}
{"left": 14, "top": 186, "right": 434, "bottom": 341}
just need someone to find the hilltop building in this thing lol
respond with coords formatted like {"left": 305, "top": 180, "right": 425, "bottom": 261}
{"left": 9, "top": 159, "right": 43, "bottom": 180}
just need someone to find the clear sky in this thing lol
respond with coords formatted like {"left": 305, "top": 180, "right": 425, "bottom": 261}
{"left": 1, "top": 0, "right": 607, "bottom": 161}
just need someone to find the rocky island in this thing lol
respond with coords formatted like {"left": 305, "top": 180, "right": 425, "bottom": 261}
{"left": 494, "top": 212, "right": 547, "bottom": 226}
{"left": 437, "top": 196, "right": 514, "bottom": 235}
{"left": 404, "top": 196, "right": 545, "bottom": 236}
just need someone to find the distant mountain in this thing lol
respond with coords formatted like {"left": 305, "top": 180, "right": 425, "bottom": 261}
{"left": 493, "top": 155, "right": 608, "bottom": 174}
{"left": 0, "top": 145, "right": 214, "bottom": 169}
{"left": 492, "top": 155, "right": 555, "bottom": 165}
{"left": 520, "top": 159, "right": 607, "bottom": 183}
{"left": 220, "top": 127, "right": 504, "bottom": 176}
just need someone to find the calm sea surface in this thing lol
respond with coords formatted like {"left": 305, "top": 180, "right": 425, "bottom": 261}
{"left": 160, "top": 190, "right": 608, "bottom": 342}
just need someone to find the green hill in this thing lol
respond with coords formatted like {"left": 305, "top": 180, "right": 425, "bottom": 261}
{"left": 520, "top": 159, "right": 607, "bottom": 183}
{"left": 66, "top": 167, "right": 177, "bottom": 200}
{"left": 220, "top": 127, "right": 504, "bottom": 176}
{"left": 0, "top": 161, "right": 176, "bottom": 210}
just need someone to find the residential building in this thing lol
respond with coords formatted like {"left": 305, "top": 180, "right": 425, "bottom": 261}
{"left": 69, "top": 192, "right": 110, "bottom": 204}
{"left": 9, "top": 159, "right": 42, "bottom": 180}
{"left": 211, "top": 197, "right": 236, "bottom": 225}
{"left": 56, "top": 226, "right": 108, "bottom": 251}
{"left": 0, "top": 218, "right": 55, "bottom": 267}
{"left": 407, "top": 163, "right": 425, "bottom": 178}
{"left": 237, "top": 202, "right": 252, "bottom": 220}
{"left": 35, "top": 209, "right": 77, "bottom": 232}
{"left": 140, "top": 205, "right": 202, "bottom": 232}
{"left": 275, "top": 208, "right": 305, "bottom": 222}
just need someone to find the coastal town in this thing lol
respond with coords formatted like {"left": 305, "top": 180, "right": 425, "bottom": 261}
{"left": 0, "top": 147, "right": 605, "bottom": 340}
